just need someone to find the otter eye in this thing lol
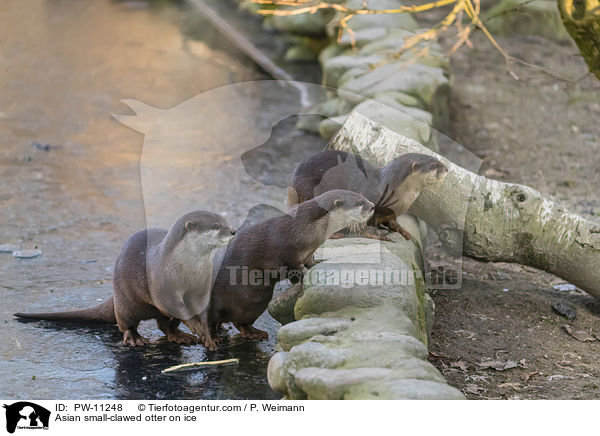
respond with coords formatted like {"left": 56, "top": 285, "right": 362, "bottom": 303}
{"left": 212, "top": 224, "right": 221, "bottom": 230}
{"left": 357, "top": 200, "right": 364, "bottom": 207}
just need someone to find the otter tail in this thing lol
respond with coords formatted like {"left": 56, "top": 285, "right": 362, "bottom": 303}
{"left": 14, "top": 297, "right": 117, "bottom": 324}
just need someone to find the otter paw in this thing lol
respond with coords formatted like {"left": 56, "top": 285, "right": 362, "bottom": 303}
{"left": 236, "top": 325, "right": 268, "bottom": 340}
{"left": 123, "top": 330, "right": 149, "bottom": 347}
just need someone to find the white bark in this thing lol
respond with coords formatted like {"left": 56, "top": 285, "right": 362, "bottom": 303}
{"left": 331, "top": 112, "right": 600, "bottom": 299}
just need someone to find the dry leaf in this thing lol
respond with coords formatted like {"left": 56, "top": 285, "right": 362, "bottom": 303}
{"left": 498, "top": 382, "right": 521, "bottom": 391}
{"left": 563, "top": 325, "right": 596, "bottom": 342}
{"left": 523, "top": 371, "right": 539, "bottom": 383}
{"left": 478, "top": 360, "right": 518, "bottom": 371}
{"left": 464, "top": 384, "right": 486, "bottom": 395}
{"left": 429, "top": 351, "right": 453, "bottom": 360}
{"left": 450, "top": 360, "right": 469, "bottom": 372}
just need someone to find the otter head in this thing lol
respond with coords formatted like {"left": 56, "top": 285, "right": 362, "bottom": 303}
{"left": 314, "top": 189, "right": 374, "bottom": 236}
{"left": 180, "top": 211, "right": 236, "bottom": 249}
{"left": 407, "top": 154, "right": 448, "bottom": 187}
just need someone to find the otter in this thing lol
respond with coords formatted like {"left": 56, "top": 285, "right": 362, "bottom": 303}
{"left": 14, "top": 210, "right": 236, "bottom": 346}
{"left": 184, "top": 189, "right": 374, "bottom": 350}
{"left": 287, "top": 150, "right": 448, "bottom": 240}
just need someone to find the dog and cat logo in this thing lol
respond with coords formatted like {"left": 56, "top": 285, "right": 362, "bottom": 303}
{"left": 3, "top": 402, "right": 50, "bottom": 433}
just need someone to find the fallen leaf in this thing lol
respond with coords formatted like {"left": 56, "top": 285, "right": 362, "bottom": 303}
{"left": 563, "top": 325, "right": 596, "bottom": 342}
{"left": 547, "top": 374, "right": 574, "bottom": 381}
{"left": 562, "top": 352, "right": 581, "bottom": 361}
{"left": 477, "top": 360, "right": 518, "bottom": 371}
{"left": 555, "top": 362, "right": 575, "bottom": 371}
{"left": 464, "top": 384, "right": 485, "bottom": 395}
{"left": 429, "top": 351, "right": 453, "bottom": 360}
{"left": 498, "top": 382, "right": 521, "bottom": 391}
{"left": 523, "top": 371, "right": 539, "bottom": 383}
{"left": 450, "top": 360, "right": 469, "bottom": 372}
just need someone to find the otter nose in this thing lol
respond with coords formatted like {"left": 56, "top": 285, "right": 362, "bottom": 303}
{"left": 229, "top": 227, "right": 236, "bottom": 235}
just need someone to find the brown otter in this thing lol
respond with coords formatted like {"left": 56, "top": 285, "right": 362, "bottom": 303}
{"left": 288, "top": 150, "right": 448, "bottom": 240}
{"left": 184, "top": 189, "right": 374, "bottom": 350}
{"left": 14, "top": 211, "right": 236, "bottom": 346}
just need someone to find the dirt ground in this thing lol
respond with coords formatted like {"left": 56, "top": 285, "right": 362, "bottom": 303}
{"left": 428, "top": 31, "right": 600, "bottom": 399}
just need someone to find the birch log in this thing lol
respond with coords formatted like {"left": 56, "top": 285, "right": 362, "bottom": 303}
{"left": 330, "top": 112, "right": 600, "bottom": 299}
{"left": 558, "top": 0, "right": 600, "bottom": 80}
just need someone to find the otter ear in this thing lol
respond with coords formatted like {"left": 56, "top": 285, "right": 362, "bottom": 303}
{"left": 411, "top": 162, "right": 420, "bottom": 173}
{"left": 337, "top": 155, "right": 344, "bottom": 166}
{"left": 184, "top": 221, "right": 197, "bottom": 232}
{"left": 333, "top": 199, "right": 345, "bottom": 208}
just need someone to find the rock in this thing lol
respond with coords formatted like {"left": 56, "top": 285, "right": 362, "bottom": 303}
{"left": 484, "top": 0, "right": 571, "bottom": 41}
{"left": 267, "top": 351, "right": 290, "bottom": 394}
{"left": 338, "top": 27, "right": 388, "bottom": 48}
{"left": 552, "top": 302, "right": 577, "bottom": 320}
{"left": 295, "top": 367, "right": 392, "bottom": 399}
{"left": 237, "top": 1, "right": 263, "bottom": 15}
{"left": 371, "top": 90, "right": 422, "bottom": 109}
{"left": 269, "top": 282, "right": 303, "bottom": 325}
{"left": 322, "top": 53, "right": 385, "bottom": 88}
{"left": 356, "top": 96, "right": 433, "bottom": 124}
{"left": 297, "top": 267, "right": 419, "bottom": 320}
{"left": 338, "top": 62, "right": 449, "bottom": 111}
{"left": 284, "top": 45, "right": 319, "bottom": 62}
{"left": 267, "top": 342, "right": 349, "bottom": 398}
{"left": 322, "top": 31, "right": 448, "bottom": 88}
{"left": 318, "top": 98, "right": 435, "bottom": 148}
{"left": 295, "top": 113, "right": 324, "bottom": 134}
{"left": 322, "top": 89, "right": 423, "bottom": 110}
{"left": 277, "top": 318, "right": 352, "bottom": 351}
{"left": 315, "top": 97, "right": 354, "bottom": 118}
{"left": 340, "top": 0, "right": 419, "bottom": 33}
{"left": 358, "top": 29, "right": 447, "bottom": 67}
{"left": 337, "top": 306, "right": 424, "bottom": 341}
{"left": 357, "top": 27, "right": 412, "bottom": 52}
{"left": 340, "top": 339, "right": 429, "bottom": 364}
{"left": 319, "top": 117, "right": 344, "bottom": 139}
{"left": 266, "top": 226, "right": 456, "bottom": 398}
{"left": 343, "top": 378, "right": 465, "bottom": 399}
{"left": 272, "top": 8, "right": 333, "bottom": 36}
{"left": 318, "top": 43, "right": 346, "bottom": 66}
{"left": 13, "top": 249, "right": 42, "bottom": 259}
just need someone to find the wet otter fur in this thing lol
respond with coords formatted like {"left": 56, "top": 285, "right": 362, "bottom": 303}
{"left": 15, "top": 211, "right": 235, "bottom": 346}
{"left": 185, "top": 189, "right": 374, "bottom": 350}
{"left": 288, "top": 150, "right": 448, "bottom": 240}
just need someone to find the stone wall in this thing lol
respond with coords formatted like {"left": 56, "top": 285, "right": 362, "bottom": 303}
{"left": 238, "top": 0, "right": 464, "bottom": 399}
